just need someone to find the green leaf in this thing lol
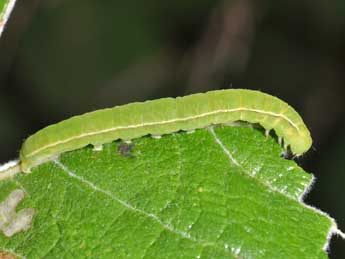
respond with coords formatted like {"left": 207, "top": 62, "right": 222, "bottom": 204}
{"left": 0, "top": 126, "right": 338, "bottom": 258}
{"left": 0, "top": 0, "right": 16, "bottom": 36}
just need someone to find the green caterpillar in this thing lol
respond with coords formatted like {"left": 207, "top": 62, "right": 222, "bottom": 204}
{"left": 12, "top": 89, "right": 312, "bottom": 173}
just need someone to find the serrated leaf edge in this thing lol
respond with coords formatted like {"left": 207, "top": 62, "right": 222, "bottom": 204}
{"left": 209, "top": 126, "right": 344, "bottom": 254}
{"left": 298, "top": 175, "right": 345, "bottom": 252}
{"left": 0, "top": 130, "right": 344, "bottom": 257}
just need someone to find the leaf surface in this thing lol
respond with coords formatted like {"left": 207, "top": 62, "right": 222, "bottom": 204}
{"left": 0, "top": 126, "right": 335, "bottom": 259}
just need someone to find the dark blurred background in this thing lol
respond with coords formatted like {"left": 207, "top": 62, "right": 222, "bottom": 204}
{"left": 0, "top": 0, "right": 344, "bottom": 257}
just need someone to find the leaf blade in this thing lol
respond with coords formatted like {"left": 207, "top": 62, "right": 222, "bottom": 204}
{"left": 0, "top": 126, "right": 336, "bottom": 259}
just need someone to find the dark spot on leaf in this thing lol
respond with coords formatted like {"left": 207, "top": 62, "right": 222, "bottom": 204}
{"left": 118, "top": 143, "right": 135, "bottom": 158}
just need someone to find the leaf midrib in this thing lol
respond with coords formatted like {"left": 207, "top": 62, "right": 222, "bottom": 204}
{"left": 50, "top": 128, "right": 306, "bottom": 259}
{"left": 53, "top": 159, "right": 244, "bottom": 259}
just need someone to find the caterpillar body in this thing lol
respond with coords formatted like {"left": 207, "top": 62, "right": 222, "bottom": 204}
{"left": 14, "top": 89, "right": 311, "bottom": 173}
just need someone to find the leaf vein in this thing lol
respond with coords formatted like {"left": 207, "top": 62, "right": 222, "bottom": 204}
{"left": 209, "top": 127, "right": 293, "bottom": 199}
{"left": 54, "top": 160, "right": 197, "bottom": 243}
